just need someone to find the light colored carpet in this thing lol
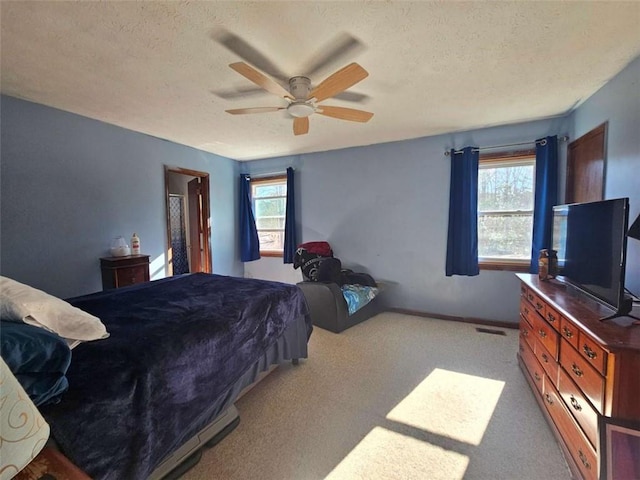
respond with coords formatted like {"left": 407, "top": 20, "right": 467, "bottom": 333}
{"left": 182, "top": 313, "right": 571, "bottom": 480}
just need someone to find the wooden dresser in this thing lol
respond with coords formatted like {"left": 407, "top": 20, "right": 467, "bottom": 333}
{"left": 100, "top": 254, "right": 150, "bottom": 290}
{"left": 517, "top": 274, "right": 640, "bottom": 480}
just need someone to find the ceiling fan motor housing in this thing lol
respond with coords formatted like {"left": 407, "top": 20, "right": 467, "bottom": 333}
{"left": 287, "top": 76, "right": 315, "bottom": 118}
{"left": 289, "top": 76, "right": 312, "bottom": 99}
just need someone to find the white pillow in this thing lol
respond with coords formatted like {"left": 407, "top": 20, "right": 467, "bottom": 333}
{"left": 0, "top": 276, "right": 109, "bottom": 348}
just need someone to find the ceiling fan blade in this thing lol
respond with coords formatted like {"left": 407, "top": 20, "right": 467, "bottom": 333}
{"left": 212, "top": 86, "right": 265, "bottom": 100}
{"left": 226, "top": 107, "right": 285, "bottom": 115}
{"left": 334, "top": 91, "right": 370, "bottom": 104}
{"left": 303, "top": 33, "right": 365, "bottom": 78}
{"left": 293, "top": 117, "right": 309, "bottom": 136}
{"left": 214, "top": 30, "right": 288, "bottom": 82}
{"left": 229, "top": 62, "right": 292, "bottom": 99}
{"left": 309, "top": 63, "right": 369, "bottom": 103}
{"left": 316, "top": 106, "right": 374, "bottom": 122}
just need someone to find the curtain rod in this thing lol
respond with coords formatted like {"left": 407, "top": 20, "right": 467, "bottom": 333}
{"left": 445, "top": 135, "right": 569, "bottom": 156}
{"left": 242, "top": 169, "right": 291, "bottom": 179}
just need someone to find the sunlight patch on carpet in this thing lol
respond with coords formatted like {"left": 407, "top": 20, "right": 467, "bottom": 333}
{"left": 386, "top": 368, "right": 505, "bottom": 446}
{"left": 324, "top": 426, "right": 469, "bottom": 480}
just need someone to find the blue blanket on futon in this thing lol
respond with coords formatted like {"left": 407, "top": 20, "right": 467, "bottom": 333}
{"left": 40, "top": 273, "right": 311, "bottom": 480}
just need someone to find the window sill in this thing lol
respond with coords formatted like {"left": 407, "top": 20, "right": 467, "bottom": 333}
{"left": 479, "top": 261, "right": 529, "bottom": 272}
{"left": 260, "top": 251, "right": 283, "bottom": 258}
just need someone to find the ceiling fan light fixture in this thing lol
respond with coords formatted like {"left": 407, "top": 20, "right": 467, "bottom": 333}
{"left": 287, "top": 102, "right": 315, "bottom": 118}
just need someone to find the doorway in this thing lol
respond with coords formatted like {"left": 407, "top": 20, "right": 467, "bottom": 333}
{"left": 164, "top": 166, "right": 212, "bottom": 275}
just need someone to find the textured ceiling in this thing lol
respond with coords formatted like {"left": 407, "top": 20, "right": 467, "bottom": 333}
{"left": 1, "top": 1, "right": 639, "bottom": 161}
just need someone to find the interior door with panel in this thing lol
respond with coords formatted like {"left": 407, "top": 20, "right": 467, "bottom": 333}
{"left": 566, "top": 123, "right": 606, "bottom": 204}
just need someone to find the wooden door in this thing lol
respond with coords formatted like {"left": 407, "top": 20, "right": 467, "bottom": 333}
{"left": 188, "top": 178, "right": 203, "bottom": 273}
{"left": 566, "top": 123, "right": 606, "bottom": 204}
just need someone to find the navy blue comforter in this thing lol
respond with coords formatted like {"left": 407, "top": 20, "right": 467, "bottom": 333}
{"left": 40, "top": 273, "right": 311, "bottom": 479}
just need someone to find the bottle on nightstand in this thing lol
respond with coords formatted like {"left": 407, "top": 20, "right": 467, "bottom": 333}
{"left": 131, "top": 233, "right": 141, "bottom": 255}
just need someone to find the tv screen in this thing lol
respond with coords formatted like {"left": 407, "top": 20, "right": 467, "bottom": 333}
{"left": 552, "top": 198, "right": 630, "bottom": 313}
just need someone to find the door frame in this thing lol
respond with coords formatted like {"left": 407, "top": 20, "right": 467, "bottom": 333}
{"left": 164, "top": 166, "right": 212, "bottom": 275}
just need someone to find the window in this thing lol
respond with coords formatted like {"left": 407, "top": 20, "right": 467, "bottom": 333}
{"left": 251, "top": 175, "right": 287, "bottom": 256}
{"left": 478, "top": 151, "right": 535, "bottom": 271}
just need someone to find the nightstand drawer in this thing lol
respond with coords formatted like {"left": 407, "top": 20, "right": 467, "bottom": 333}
{"left": 100, "top": 254, "right": 150, "bottom": 290}
{"left": 115, "top": 266, "right": 147, "bottom": 287}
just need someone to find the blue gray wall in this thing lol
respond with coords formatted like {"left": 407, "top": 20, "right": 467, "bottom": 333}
{"left": 2, "top": 55, "right": 637, "bottom": 321}
{"left": 244, "top": 55, "right": 639, "bottom": 323}
{"left": 570, "top": 56, "right": 640, "bottom": 297}
{"left": 244, "top": 117, "right": 572, "bottom": 323}
{"left": 0, "top": 95, "right": 242, "bottom": 298}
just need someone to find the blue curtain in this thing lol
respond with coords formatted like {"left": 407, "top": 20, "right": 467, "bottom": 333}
{"left": 446, "top": 146, "right": 480, "bottom": 276}
{"left": 239, "top": 174, "right": 260, "bottom": 262}
{"left": 283, "top": 167, "right": 297, "bottom": 264}
{"left": 530, "top": 135, "right": 558, "bottom": 273}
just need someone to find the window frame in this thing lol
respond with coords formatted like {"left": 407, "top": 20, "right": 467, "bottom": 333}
{"left": 251, "top": 174, "right": 287, "bottom": 257}
{"left": 478, "top": 149, "right": 536, "bottom": 272}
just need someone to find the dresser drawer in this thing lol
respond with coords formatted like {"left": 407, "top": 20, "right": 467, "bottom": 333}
{"left": 529, "top": 291, "right": 547, "bottom": 320}
{"left": 543, "top": 381, "right": 598, "bottom": 480}
{"left": 520, "top": 298, "right": 536, "bottom": 327}
{"left": 579, "top": 333, "right": 607, "bottom": 376}
{"left": 519, "top": 340, "right": 544, "bottom": 395}
{"left": 529, "top": 307, "right": 559, "bottom": 360}
{"left": 560, "top": 316, "right": 579, "bottom": 350}
{"left": 534, "top": 339, "right": 559, "bottom": 388}
{"left": 557, "top": 367, "right": 599, "bottom": 448}
{"left": 519, "top": 315, "right": 536, "bottom": 353}
{"left": 544, "top": 304, "right": 562, "bottom": 333}
{"left": 560, "top": 342, "right": 604, "bottom": 414}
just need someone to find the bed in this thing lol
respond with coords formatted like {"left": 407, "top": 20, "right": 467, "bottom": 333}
{"left": 14, "top": 273, "right": 313, "bottom": 479}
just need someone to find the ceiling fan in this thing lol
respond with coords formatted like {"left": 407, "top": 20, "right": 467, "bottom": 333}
{"left": 224, "top": 61, "right": 374, "bottom": 135}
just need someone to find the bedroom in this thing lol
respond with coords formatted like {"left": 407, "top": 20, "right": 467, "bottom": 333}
{"left": 1, "top": 2, "right": 639, "bottom": 479}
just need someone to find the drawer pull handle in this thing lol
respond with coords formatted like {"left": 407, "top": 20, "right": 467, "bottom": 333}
{"left": 536, "top": 302, "right": 544, "bottom": 311}
{"left": 544, "top": 393, "right": 554, "bottom": 405}
{"left": 522, "top": 329, "right": 529, "bottom": 337}
{"left": 578, "top": 450, "right": 591, "bottom": 470}
{"left": 570, "top": 395, "right": 582, "bottom": 411}
{"left": 534, "top": 372, "right": 541, "bottom": 382}
{"left": 538, "top": 329, "right": 547, "bottom": 339}
{"left": 571, "top": 363, "right": 584, "bottom": 377}
{"left": 583, "top": 345, "right": 597, "bottom": 359}
{"left": 562, "top": 327, "right": 573, "bottom": 339}
{"left": 524, "top": 307, "right": 530, "bottom": 315}
{"left": 528, "top": 294, "right": 534, "bottom": 301}
{"left": 541, "top": 353, "right": 549, "bottom": 364}
{"left": 547, "top": 313, "right": 556, "bottom": 323}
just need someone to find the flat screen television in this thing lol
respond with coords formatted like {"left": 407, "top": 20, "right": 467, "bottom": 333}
{"left": 552, "top": 197, "right": 631, "bottom": 318}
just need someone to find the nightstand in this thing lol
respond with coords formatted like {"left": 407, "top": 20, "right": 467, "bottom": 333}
{"left": 100, "top": 254, "right": 150, "bottom": 290}
{"left": 15, "top": 447, "right": 91, "bottom": 480}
